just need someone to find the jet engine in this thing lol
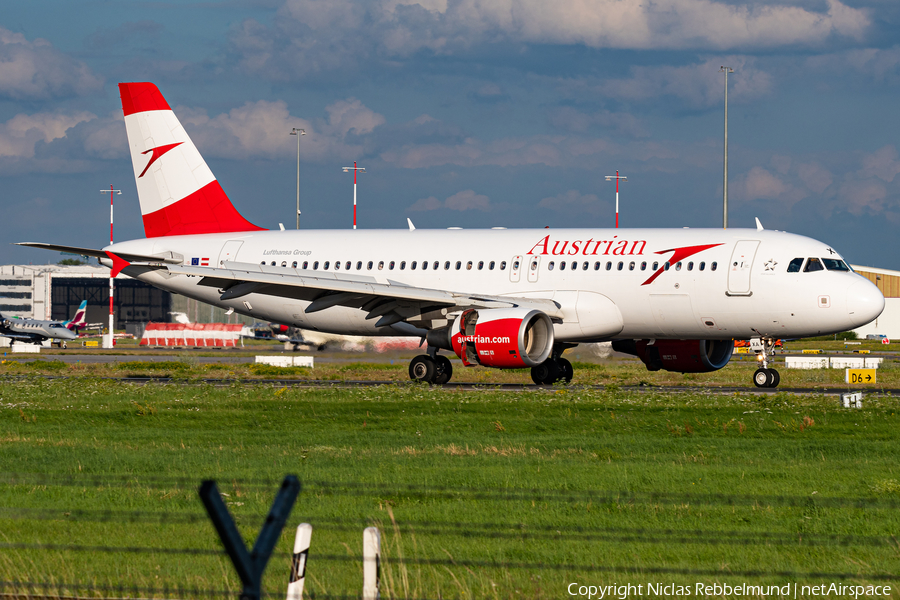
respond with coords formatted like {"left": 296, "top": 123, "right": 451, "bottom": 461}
{"left": 612, "top": 339, "right": 733, "bottom": 373}
{"left": 444, "top": 308, "right": 555, "bottom": 368}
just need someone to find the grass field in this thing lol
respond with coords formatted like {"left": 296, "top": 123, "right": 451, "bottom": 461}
{"left": 1, "top": 371, "right": 899, "bottom": 599}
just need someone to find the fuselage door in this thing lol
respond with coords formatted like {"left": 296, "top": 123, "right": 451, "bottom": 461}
{"left": 727, "top": 240, "right": 759, "bottom": 296}
{"left": 217, "top": 240, "right": 244, "bottom": 267}
{"left": 510, "top": 255, "right": 523, "bottom": 283}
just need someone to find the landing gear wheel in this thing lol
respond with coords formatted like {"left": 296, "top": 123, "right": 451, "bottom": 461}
{"left": 768, "top": 368, "right": 780, "bottom": 388}
{"left": 61, "top": 341, "right": 67, "bottom": 349}
{"left": 753, "top": 368, "right": 770, "bottom": 388}
{"left": 531, "top": 360, "right": 561, "bottom": 385}
{"left": 433, "top": 355, "right": 453, "bottom": 385}
{"left": 557, "top": 358, "right": 573, "bottom": 384}
{"left": 409, "top": 355, "right": 436, "bottom": 383}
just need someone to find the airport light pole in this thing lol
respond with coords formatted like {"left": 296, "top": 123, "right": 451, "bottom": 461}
{"left": 290, "top": 128, "right": 305, "bottom": 229}
{"left": 605, "top": 171, "right": 627, "bottom": 228}
{"left": 100, "top": 185, "right": 121, "bottom": 349}
{"left": 342, "top": 162, "right": 365, "bottom": 229}
{"left": 720, "top": 66, "right": 734, "bottom": 229}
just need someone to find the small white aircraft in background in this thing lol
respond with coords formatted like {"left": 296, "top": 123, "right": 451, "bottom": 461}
{"left": 19, "top": 83, "right": 884, "bottom": 387}
{"left": 0, "top": 300, "right": 86, "bottom": 348}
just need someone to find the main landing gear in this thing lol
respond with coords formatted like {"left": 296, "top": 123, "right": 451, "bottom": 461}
{"left": 531, "top": 344, "right": 576, "bottom": 385}
{"left": 752, "top": 337, "right": 780, "bottom": 388}
{"left": 409, "top": 349, "right": 453, "bottom": 385}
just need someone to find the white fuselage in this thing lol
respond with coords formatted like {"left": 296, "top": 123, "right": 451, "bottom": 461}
{"left": 103, "top": 227, "right": 884, "bottom": 342}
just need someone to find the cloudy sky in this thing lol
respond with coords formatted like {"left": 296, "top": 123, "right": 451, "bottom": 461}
{"left": 3, "top": 0, "right": 900, "bottom": 268}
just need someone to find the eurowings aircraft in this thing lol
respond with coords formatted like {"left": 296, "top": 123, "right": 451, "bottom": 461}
{"left": 19, "top": 83, "right": 885, "bottom": 387}
{"left": 0, "top": 300, "right": 84, "bottom": 347}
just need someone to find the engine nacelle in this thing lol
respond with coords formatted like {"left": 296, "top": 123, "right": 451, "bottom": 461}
{"left": 449, "top": 308, "right": 554, "bottom": 368}
{"left": 612, "top": 339, "right": 733, "bottom": 373}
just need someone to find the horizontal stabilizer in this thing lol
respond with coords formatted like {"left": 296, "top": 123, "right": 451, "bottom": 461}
{"left": 16, "top": 242, "right": 183, "bottom": 265}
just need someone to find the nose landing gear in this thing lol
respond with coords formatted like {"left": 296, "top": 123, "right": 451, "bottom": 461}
{"left": 751, "top": 337, "right": 780, "bottom": 388}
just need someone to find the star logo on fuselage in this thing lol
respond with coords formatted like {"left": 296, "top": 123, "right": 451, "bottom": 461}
{"left": 139, "top": 142, "right": 183, "bottom": 178}
{"left": 764, "top": 259, "right": 777, "bottom": 271}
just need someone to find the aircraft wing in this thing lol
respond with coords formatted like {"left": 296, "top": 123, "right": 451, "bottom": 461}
{"left": 166, "top": 261, "right": 563, "bottom": 328}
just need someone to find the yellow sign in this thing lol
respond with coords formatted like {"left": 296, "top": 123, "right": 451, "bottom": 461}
{"left": 846, "top": 369, "right": 876, "bottom": 384}
{"left": 84, "top": 340, "right": 99, "bottom": 348}
{"left": 853, "top": 350, "right": 870, "bottom": 354}
{"left": 802, "top": 349, "right": 823, "bottom": 354}
{"left": 734, "top": 347, "right": 750, "bottom": 354}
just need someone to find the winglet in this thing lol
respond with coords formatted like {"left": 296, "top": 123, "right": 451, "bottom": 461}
{"left": 407, "top": 218, "right": 416, "bottom": 231}
{"left": 105, "top": 251, "right": 130, "bottom": 277}
{"left": 755, "top": 217, "right": 764, "bottom": 231}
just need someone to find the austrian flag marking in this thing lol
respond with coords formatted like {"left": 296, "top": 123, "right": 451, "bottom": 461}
{"left": 191, "top": 257, "right": 210, "bottom": 266}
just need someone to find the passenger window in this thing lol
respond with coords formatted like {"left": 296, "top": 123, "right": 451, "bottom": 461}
{"left": 804, "top": 257, "right": 824, "bottom": 272}
{"left": 511, "top": 260, "right": 518, "bottom": 270}
{"left": 323, "top": 261, "right": 330, "bottom": 269}
{"left": 260, "top": 261, "right": 265, "bottom": 265}
{"left": 378, "top": 261, "right": 384, "bottom": 270}
{"left": 411, "top": 261, "right": 417, "bottom": 269}
{"left": 445, "top": 261, "right": 451, "bottom": 270}
{"left": 345, "top": 261, "right": 351, "bottom": 270}
{"left": 478, "top": 261, "right": 484, "bottom": 270}
{"left": 270, "top": 261, "right": 276, "bottom": 266}
{"left": 334, "top": 261, "right": 340, "bottom": 270}
{"left": 675, "top": 262, "right": 681, "bottom": 271}
{"left": 489, "top": 261, "right": 495, "bottom": 270}
{"left": 366, "top": 261, "right": 372, "bottom": 270}
{"left": 699, "top": 262, "right": 705, "bottom": 271}
{"left": 652, "top": 262, "right": 658, "bottom": 271}
{"left": 664, "top": 262, "right": 670, "bottom": 271}
{"left": 640, "top": 261, "right": 647, "bottom": 271}
{"left": 466, "top": 261, "right": 472, "bottom": 270}
{"left": 606, "top": 262, "right": 612, "bottom": 271}
{"left": 583, "top": 262, "right": 588, "bottom": 271}
{"left": 500, "top": 261, "right": 507, "bottom": 270}
{"left": 594, "top": 262, "right": 601, "bottom": 270}
{"left": 281, "top": 261, "right": 287, "bottom": 267}
{"left": 687, "top": 262, "right": 693, "bottom": 271}
{"left": 787, "top": 258, "right": 804, "bottom": 273}
{"left": 291, "top": 261, "right": 297, "bottom": 268}
{"left": 530, "top": 260, "right": 538, "bottom": 271}
{"left": 569, "top": 261, "right": 575, "bottom": 270}
{"left": 400, "top": 261, "right": 406, "bottom": 270}
{"left": 433, "top": 261, "right": 439, "bottom": 270}
{"left": 455, "top": 261, "right": 462, "bottom": 270}
{"left": 548, "top": 261, "right": 555, "bottom": 271}
{"left": 711, "top": 262, "right": 717, "bottom": 271}
{"left": 560, "top": 262, "right": 566, "bottom": 271}
{"left": 629, "top": 261, "right": 635, "bottom": 271}
{"left": 617, "top": 262, "right": 623, "bottom": 271}
{"left": 421, "top": 261, "right": 427, "bottom": 270}
{"left": 389, "top": 261, "right": 395, "bottom": 270}
{"left": 303, "top": 261, "right": 309, "bottom": 269}
{"left": 313, "top": 261, "right": 319, "bottom": 270}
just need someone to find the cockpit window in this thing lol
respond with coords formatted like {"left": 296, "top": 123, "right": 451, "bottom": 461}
{"left": 786, "top": 258, "right": 804, "bottom": 273}
{"left": 823, "top": 258, "right": 851, "bottom": 272}
{"left": 804, "top": 257, "right": 824, "bottom": 272}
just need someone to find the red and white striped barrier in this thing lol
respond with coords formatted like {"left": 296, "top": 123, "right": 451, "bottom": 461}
{"left": 139, "top": 322, "right": 243, "bottom": 348}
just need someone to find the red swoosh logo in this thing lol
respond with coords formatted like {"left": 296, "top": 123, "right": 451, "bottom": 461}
{"left": 640, "top": 243, "right": 724, "bottom": 286}
{"left": 139, "top": 142, "right": 183, "bottom": 178}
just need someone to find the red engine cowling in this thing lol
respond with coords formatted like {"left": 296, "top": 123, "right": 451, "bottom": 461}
{"left": 450, "top": 308, "right": 554, "bottom": 368}
{"left": 613, "top": 339, "right": 733, "bottom": 373}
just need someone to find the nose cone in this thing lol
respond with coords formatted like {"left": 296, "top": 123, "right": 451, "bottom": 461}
{"left": 847, "top": 278, "right": 885, "bottom": 327}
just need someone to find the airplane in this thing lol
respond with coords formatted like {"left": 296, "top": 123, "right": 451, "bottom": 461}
{"left": 0, "top": 301, "right": 84, "bottom": 348}
{"left": 18, "top": 82, "right": 885, "bottom": 387}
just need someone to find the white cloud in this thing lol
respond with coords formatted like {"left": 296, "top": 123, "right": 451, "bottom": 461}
{"left": 0, "top": 111, "right": 95, "bottom": 158}
{"left": 597, "top": 57, "right": 774, "bottom": 108}
{"left": 0, "top": 27, "right": 103, "bottom": 100}
{"left": 409, "top": 189, "right": 491, "bottom": 211}
{"left": 228, "top": 0, "right": 869, "bottom": 80}
{"left": 547, "top": 107, "right": 648, "bottom": 137}
{"left": 857, "top": 145, "right": 900, "bottom": 183}
{"left": 538, "top": 190, "right": 609, "bottom": 217}
{"left": 177, "top": 98, "right": 385, "bottom": 161}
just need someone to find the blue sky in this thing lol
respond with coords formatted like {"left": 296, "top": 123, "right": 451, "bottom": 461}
{"left": 3, "top": 0, "right": 900, "bottom": 268}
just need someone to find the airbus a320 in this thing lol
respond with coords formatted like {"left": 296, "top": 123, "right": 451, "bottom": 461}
{"left": 19, "top": 83, "right": 885, "bottom": 387}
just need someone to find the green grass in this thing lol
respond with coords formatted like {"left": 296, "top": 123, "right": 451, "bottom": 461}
{"left": 0, "top": 379, "right": 899, "bottom": 599}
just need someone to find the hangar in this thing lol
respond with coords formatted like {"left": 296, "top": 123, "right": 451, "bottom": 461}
{"left": 851, "top": 265, "right": 900, "bottom": 339}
